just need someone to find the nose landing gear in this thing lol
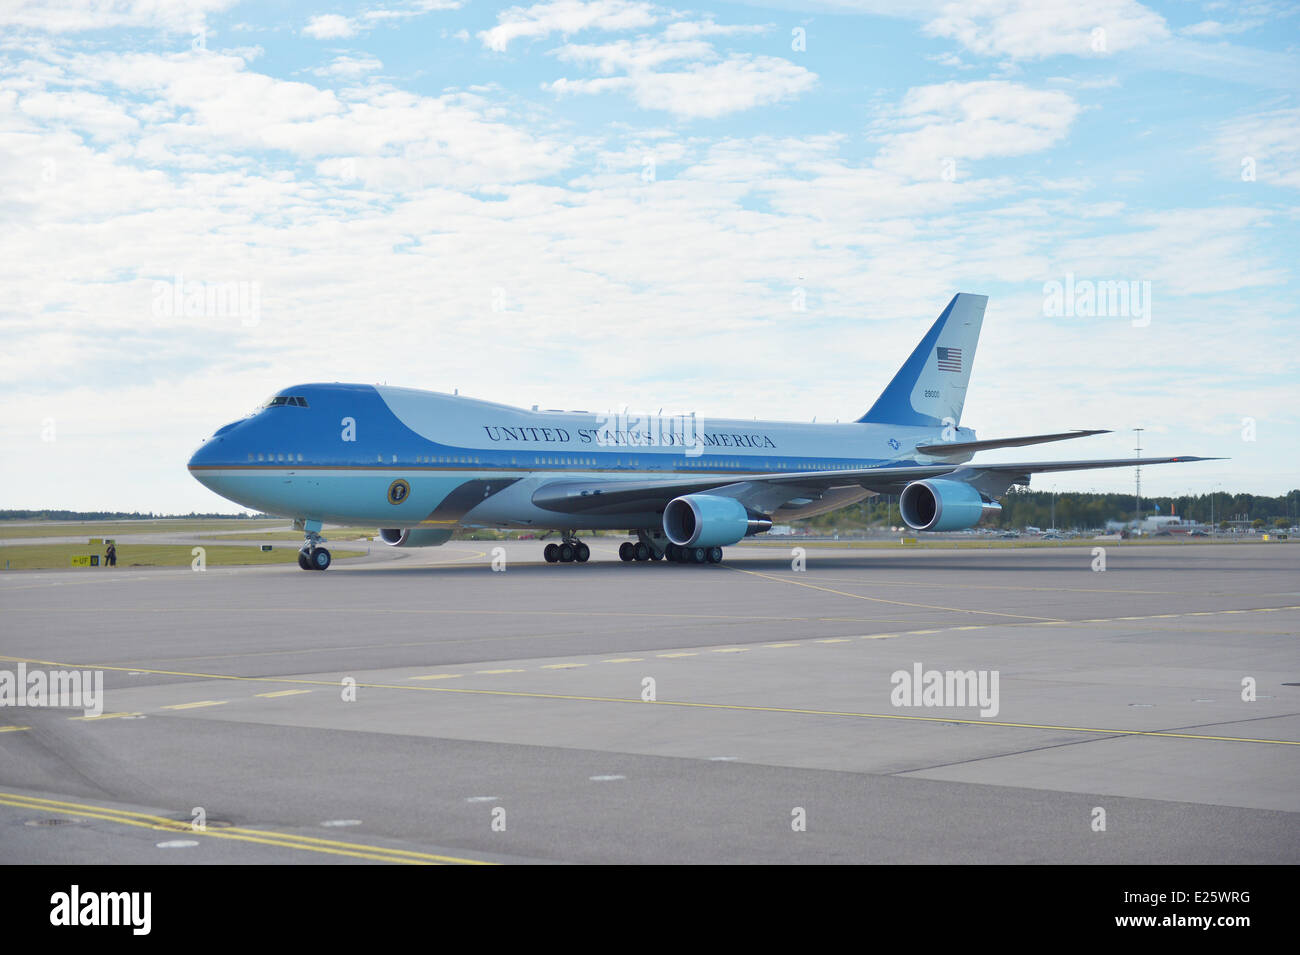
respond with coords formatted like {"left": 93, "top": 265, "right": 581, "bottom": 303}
{"left": 298, "top": 527, "right": 331, "bottom": 571}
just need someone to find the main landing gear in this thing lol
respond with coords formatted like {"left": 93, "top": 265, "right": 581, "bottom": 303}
{"left": 618, "top": 540, "right": 723, "bottom": 564}
{"left": 618, "top": 541, "right": 663, "bottom": 562}
{"left": 298, "top": 529, "right": 331, "bottom": 571}
{"left": 543, "top": 532, "right": 590, "bottom": 564}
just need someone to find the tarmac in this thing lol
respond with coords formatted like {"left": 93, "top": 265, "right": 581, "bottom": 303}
{"left": 1, "top": 538, "right": 1297, "bottom": 864}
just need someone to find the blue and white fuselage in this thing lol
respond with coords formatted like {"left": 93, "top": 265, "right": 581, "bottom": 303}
{"left": 187, "top": 383, "right": 969, "bottom": 528}
{"left": 187, "top": 293, "right": 1216, "bottom": 568}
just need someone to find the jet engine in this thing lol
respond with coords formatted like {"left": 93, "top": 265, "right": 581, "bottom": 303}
{"left": 898, "top": 479, "right": 1001, "bottom": 532}
{"left": 663, "top": 494, "right": 771, "bottom": 548}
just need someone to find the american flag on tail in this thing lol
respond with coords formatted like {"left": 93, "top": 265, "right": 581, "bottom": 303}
{"left": 936, "top": 346, "right": 962, "bottom": 372}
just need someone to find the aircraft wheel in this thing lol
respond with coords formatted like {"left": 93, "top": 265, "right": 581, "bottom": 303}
{"left": 310, "top": 547, "right": 331, "bottom": 571}
{"left": 634, "top": 542, "right": 650, "bottom": 561}
{"left": 298, "top": 550, "right": 311, "bottom": 570}
{"left": 575, "top": 542, "right": 590, "bottom": 563}
{"left": 559, "top": 543, "right": 575, "bottom": 563}
{"left": 649, "top": 549, "right": 663, "bottom": 561}
{"left": 707, "top": 547, "right": 723, "bottom": 564}
{"left": 676, "top": 547, "right": 692, "bottom": 563}
{"left": 690, "top": 547, "right": 706, "bottom": 564}
{"left": 619, "top": 542, "right": 635, "bottom": 562}
{"left": 544, "top": 543, "right": 559, "bottom": 563}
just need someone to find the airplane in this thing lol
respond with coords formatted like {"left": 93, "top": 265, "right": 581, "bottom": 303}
{"left": 187, "top": 293, "right": 1219, "bottom": 570}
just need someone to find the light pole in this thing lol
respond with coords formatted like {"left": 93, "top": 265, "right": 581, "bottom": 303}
{"left": 1133, "top": 427, "right": 1144, "bottom": 532}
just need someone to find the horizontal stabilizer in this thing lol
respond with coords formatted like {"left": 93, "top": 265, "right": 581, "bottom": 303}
{"left": 916, "top": 429, "right": 1110, "bottom": 456}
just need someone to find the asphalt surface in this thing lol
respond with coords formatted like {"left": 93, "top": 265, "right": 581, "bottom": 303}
{"left": 2, "top": 539, "right": 1297, "bottom": 864}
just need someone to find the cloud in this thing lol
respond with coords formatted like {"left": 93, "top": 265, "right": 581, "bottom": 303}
{"left": 1212, "top": 106, "right": 1300, "bottom": 188}
{"left": 312, "top": 54, "right": 384, "bottom": 79}
{"left": 871, "top": 80, "right": 1079, "bottom": 176}
{"left": 1181, "top": 20, "right": 1250, "bottom": 37}
{"left": 661, "top": 19, "right": 768, "bottom": 41}
{"left": 924, "top": 0, "right": 1168, "bottom": 59}
{"left": 552, "top": 54, "right": 815, "bottom": 118}
{"left": 303, "top": 14, "right": 358, "bottom": 39}
{"left": 480, "top": 0, "right": 658, "bottom": 52}
{"left": 545, "top": 26, "right": 815, "bottom": 119}
{"left": 0, "top": 0, "right": 238, "bottom": 33}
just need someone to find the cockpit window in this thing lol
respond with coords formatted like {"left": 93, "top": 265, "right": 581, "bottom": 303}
{"left": 258, "top": 395, "right": 309, "bottom": 410}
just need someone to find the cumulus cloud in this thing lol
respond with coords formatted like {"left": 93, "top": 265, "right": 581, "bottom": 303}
{"left": 480, "top": 0, "right": 658, "bottom": 52}
{"left": 312, "top": 54, "right": 384, "bottom": 79}
{"left": 303, "top": 14, "right": 358, "bottom": 39}
{"left": 924, "top": 0, "right": 1168, "bottom": 59}
{"left": 551, "top": 53, "right": 815, "bottom": 118}
{"left": 545, "top": 25, "right": 815, "bottom": 119}
{"left": 0, "top": 0, "right": 238, "bottom": 33}
{"left": 871, "top": 80, "right": 1079, "bottom": 176}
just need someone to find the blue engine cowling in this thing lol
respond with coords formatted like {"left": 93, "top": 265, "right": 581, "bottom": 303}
{"left": 899, "top": 479, "right": 1001, "bottom": 532}
{"left": 379, "top": 528, "right": 454, "bottom": 547}
{"left": 663, "top": 494, "right": 753, "bottom": 547}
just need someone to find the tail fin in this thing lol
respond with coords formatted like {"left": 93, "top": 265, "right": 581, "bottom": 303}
{"left": 857, "top": 292, "right": 987, "bottom": 427}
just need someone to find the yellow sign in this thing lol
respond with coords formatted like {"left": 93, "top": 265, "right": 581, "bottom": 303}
{"left": 71, "top": 555, "right": 92, "bottom": 567}
{"left": 89, "top": 538, "right": 102, "bottom": 544}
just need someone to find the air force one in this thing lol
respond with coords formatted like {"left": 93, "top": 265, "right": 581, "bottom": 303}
{"left": 188, "top": 293, "right": 1218, "bottom": 570}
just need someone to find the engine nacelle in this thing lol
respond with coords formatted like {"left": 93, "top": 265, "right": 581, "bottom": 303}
{"left": 899, "top": 479, "right": 1001, "bottom": 532}
{"left": 379, "top": 528, "right": 454, "bottom": 547}
{"left": 663, "top": 494, "right": 768, "bottom": 547}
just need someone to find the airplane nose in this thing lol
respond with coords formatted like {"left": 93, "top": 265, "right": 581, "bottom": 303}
{"left": 189, "top": 420, "right": 244, "bottom": 470}
{"left": 188, "top": 438, "right": 218, "bottom": 469}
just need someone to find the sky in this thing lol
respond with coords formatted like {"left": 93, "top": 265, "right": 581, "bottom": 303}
{"left": 1, "top": 0, "right": 1297, "bottom": 513}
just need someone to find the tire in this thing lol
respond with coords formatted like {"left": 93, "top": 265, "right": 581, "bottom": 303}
{"left": 544, "top": 543, "right": 559, "bottom": 563}
{"left": 311, "top": 547, "right": 331, "bottom": 571}
{"left": 690, "top": 547, "right": 706, "bottom": 564}
{"left": 676, "top": 547, "right": 691, "bottom": 563}
{"left": 634, "top": 542, "right": 650, "bottom": 561}
{"left": 618, "top": 542, "right": 635, "bottom": 562}
{"left": 649, "top": 549, "right": 663, "bottom": 561}
{"left": 575, "top": 542, "right": 590, "bottom": 563}
{"left": 298, "top": 551, "right": 311, "bottom": 570}
{"left": 708, "top": 547, "right": 723, "bottom": 564}
{"left": 559, "top": 543, "right": 575, "bottom": 562}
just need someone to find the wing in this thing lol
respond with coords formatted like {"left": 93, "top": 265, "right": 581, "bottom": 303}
{"left": 531, "top": 455, "right": 1222, "bottom": 516}
{"left": 914, "top": 429, "right": 1109, "bottom": 456}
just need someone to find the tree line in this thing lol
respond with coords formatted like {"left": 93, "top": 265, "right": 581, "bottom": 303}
{"left": 805, "top": 488, "right": 1300, "bottom": 533}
